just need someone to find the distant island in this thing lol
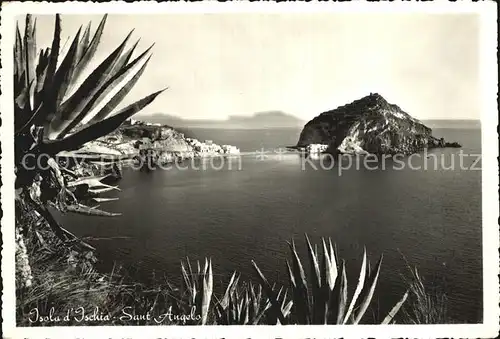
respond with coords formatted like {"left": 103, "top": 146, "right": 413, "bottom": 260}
{"left": 421, "top": 119, "right": 480, "bottom": 130}
{"left": 297, "top": 93, "right": 462, "bottom": 155}
{"left": 138, "top": 111, "right": 305, "bottom": 129}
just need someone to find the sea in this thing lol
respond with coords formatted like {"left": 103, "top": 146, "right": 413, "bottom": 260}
{"left": 59, "top": 126, "right": 482, "bottom": 323}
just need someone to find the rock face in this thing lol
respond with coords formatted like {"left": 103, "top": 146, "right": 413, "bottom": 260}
{"left": 297, "top": 93, "right": 460, "bottom": 154}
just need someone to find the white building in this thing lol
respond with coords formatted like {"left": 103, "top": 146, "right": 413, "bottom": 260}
{"left": 221, "top": 145, "right": 240, "bottom": 154}
{"left": 306, "top": 144, "right": 328, "bottom": 154}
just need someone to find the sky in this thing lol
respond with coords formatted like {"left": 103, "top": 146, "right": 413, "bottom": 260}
{"left": 30, "top": 13, "right": 480, "bottom": 121}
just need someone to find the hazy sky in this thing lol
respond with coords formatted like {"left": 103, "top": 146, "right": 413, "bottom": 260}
{"left": 31, "top": 13, "right": 479, "bottom": 121}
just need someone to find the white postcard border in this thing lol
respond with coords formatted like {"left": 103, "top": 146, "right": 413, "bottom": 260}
{"left": 1, "top": 1, "right": 498, "bottom": 338}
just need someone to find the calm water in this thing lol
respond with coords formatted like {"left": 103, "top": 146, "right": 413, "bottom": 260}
{"left": 60, "top": 127, "right": 482, "bottom": 323}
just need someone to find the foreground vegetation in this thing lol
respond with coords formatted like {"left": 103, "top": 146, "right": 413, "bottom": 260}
{"left": 14, "top": 13, "right": 165, "bottom": 289}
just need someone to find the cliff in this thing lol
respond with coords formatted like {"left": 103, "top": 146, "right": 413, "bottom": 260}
{"left": 297, "top": 93, "right": 460, "bottom": 155}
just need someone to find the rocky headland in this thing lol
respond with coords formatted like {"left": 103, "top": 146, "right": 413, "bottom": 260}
{"left": 56, "top": 119, "right": 240, "bottom": 178}
{"left": 297, "top": 93, "right": 461, "bottom": 155}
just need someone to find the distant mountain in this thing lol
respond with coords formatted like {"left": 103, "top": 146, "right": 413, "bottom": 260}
{"left": 297, "top": 93, "right": 461, "bottom": 154}
{"left": 138, "top": 111, "right": 305, "bottom": 129}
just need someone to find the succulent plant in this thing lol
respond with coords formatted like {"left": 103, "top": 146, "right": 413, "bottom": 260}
{"left": 252, "top": 235, "right": 409, "bottom": 324}
{"left": 14, "top": 14, "right": 165, "bottom": 252}
{"left": 179, "top": 258, "right": 214, "bottom": 325}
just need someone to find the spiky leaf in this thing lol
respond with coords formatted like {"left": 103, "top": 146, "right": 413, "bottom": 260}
{"left": 342, "top": 248, "right": 367, "bottom": 324}
{"left": 86, "top": 50, "right": 153, "bottom": 125}
{"left": 70, "top": 15, "right": 107, "bottom": 86}
{"left": 251, "top": 260, "right": 286, "bottom": 324}
{"left": 43, "top": 88, "right": 166, "bottom": 154}
{"left": 381, "top": 290, "right": 409, "bottom": 324}
{"left": 353, "top": 255, "right": 383, "bottom": 324}
{"left": 66, "top": 203, "right": 121, "bottom": 217}
{"left": 288, "top": 239, "right": 311, "bottom": 324}
{"left": 48, "top": 31, "right": 132, "bottom": 139}
{"left": 24, "top": 14, "right": 37, "bottom": 109}
{"left": 77, "top": 45, "right": 154, "bottom": 127}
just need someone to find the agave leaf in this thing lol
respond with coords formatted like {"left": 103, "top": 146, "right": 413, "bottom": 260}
{"left": 80, "top": 22, "right": 92, "bottom": 58}
{"left": 56, "top": 26, "right": 83, "bottom": 108}
{"left": 43, "top": 88, "right": 166, "bottom": 154}
{"left": 45, "top": 13, "right": 61, "bottom": 83}
{"left": 103, "top": 39, "right": 142, "bottom": 84}
{"left": 198, "top": 260, "right": 206, "bottom": 294}
{"left": 66, "top": 203, "right": 121, "bottom": 217}
{"left": 57, "top": 35, "right": 71, "bottom": 67}
{"left": 39, "top": 14, "right": 61, "bottom": 124}
{"left": 275, "top": 286, "right": 283, "bottom": 306}
{"left": 15, "top": 79, "right": 34, "bottom": 114}
{"left": 66, "top": 31, "right": 86, "bottom": 96}
{"left": 241, "top": 290, "right": 249, "bottom": 324}
{"left": 322, "top": 238, "right": 338, "bottom": 291}
{"left": 67, "top": 174, "right": 110, "bottom": 188}
{"left": 35, "top": 49, "right": 50, "bottom": 108}
{"left": 79, "top": 45, "right": 153, "bottom": 126}
{"left": 180, "top": 261, "right": 193, "bottom": 296}
{"left": 328, "top": 238, "right": 338, "bottom": 284}
{"left": 342, "top": 248, "right": 367, "bottom": 324}
{"left": 353, "top": 255, "right": 383, "bottom": 324}
{"left": 92, "top": 197, "right": 119, "bottom": 203}
{"left": 88, "top": 186, "right": 120, "bottom": 194}
{"left": 288, "top": 239, "right": 311, "bottom": 324}
{"left": 86, "top": 50, "right": 153, "bottom": 125}
{"left": 305, "top": 234, "right": 323, "bottom": 323}
{"left": 24, "top": 14, "right": 37, "bottom": 109}
{"left": 320, "top": 238, "right": 337, "bottom": 323}
{"left": 381, "top": 290, "right": 408, "bottom": 324}
{"left": 32, "top": 18, "right": 37, "bottom": 38}
{"left": 15, "top": 23, "right": 25, "bottom": 81}
{"left": 285, "top": 258, "right": 304, "bottom": 322}
{"left": 338, "top": 261, "right": 348, "bottom": 324}
{"left": 221, "top": 272, "right": 238, "bottom": 308}
{"left": 283, "top": 300, "right": 293, "bottom": 317}
{"left": 48, "top": 31, "right": 133, "bottom": 139}
{"left": 251, "top": 260, "right": 286, "bottom": 324}
{"left": 280, "top": 288, "right": 288, "bottom": 309}
{"left": 252, "top": 301, "right": 271, "bottom": 325}
{"left": 121, "top": 39, "right": 140, "bottom": 68}
{"left": 186, "top": 258, "right": 195, "bottom": 290}
{"left": 329, "top": 260, "right": 348, "bottom": 324}
{"left": 200, "top": 259, "right": 213, "bottom": 325}
{"left": 249, "top": 283, "right": 259, "bottom": 320}
{"left": 227, "top": 293, "right": 234, "bottom": 323}
{"left": 320, "top": 238, "right": 329, "bottom": 290}
{"left": 14, "top": 69, "right": 26, "bottom": 99}
{"left": 42, "top": 26, "right": 81, "bottom": 136}
{"left": 62, "top": 22, "right": 90, "bottom": 97}
{"left": 92, "top": 181, "right": 121, "bottom": 190}
{"left": 16, "top": 104, "right": 44, "bottom": 135}
{"left": 15, "top": 81, "right": 35, "bottom": 132}
{"left": 70, "top": 15, "right": 107, "bottom": 86}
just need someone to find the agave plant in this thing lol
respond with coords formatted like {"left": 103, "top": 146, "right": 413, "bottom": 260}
{"left": 213, "top": 272, "right": 289, "bottom": 325}
{"left": 14, "top": 14, "right": 165, "bottom": 254}
{"left": 180, "top": 258, "right": 213, "bottom": 325}
{"left": 252, "top": 235, "right": 409, "bottom": 324}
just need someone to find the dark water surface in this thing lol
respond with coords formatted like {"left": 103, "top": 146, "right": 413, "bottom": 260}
{"left": 60, "top": 128, "right": 482, "bottom": 323}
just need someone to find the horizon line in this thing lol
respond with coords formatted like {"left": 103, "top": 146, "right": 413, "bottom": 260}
{"left": 136, "top": 112, "right": 481, "bottom": 122}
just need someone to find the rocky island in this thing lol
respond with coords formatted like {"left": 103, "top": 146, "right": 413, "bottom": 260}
{"left": 297, "top": 93, "right": 461, "bottom": 155}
